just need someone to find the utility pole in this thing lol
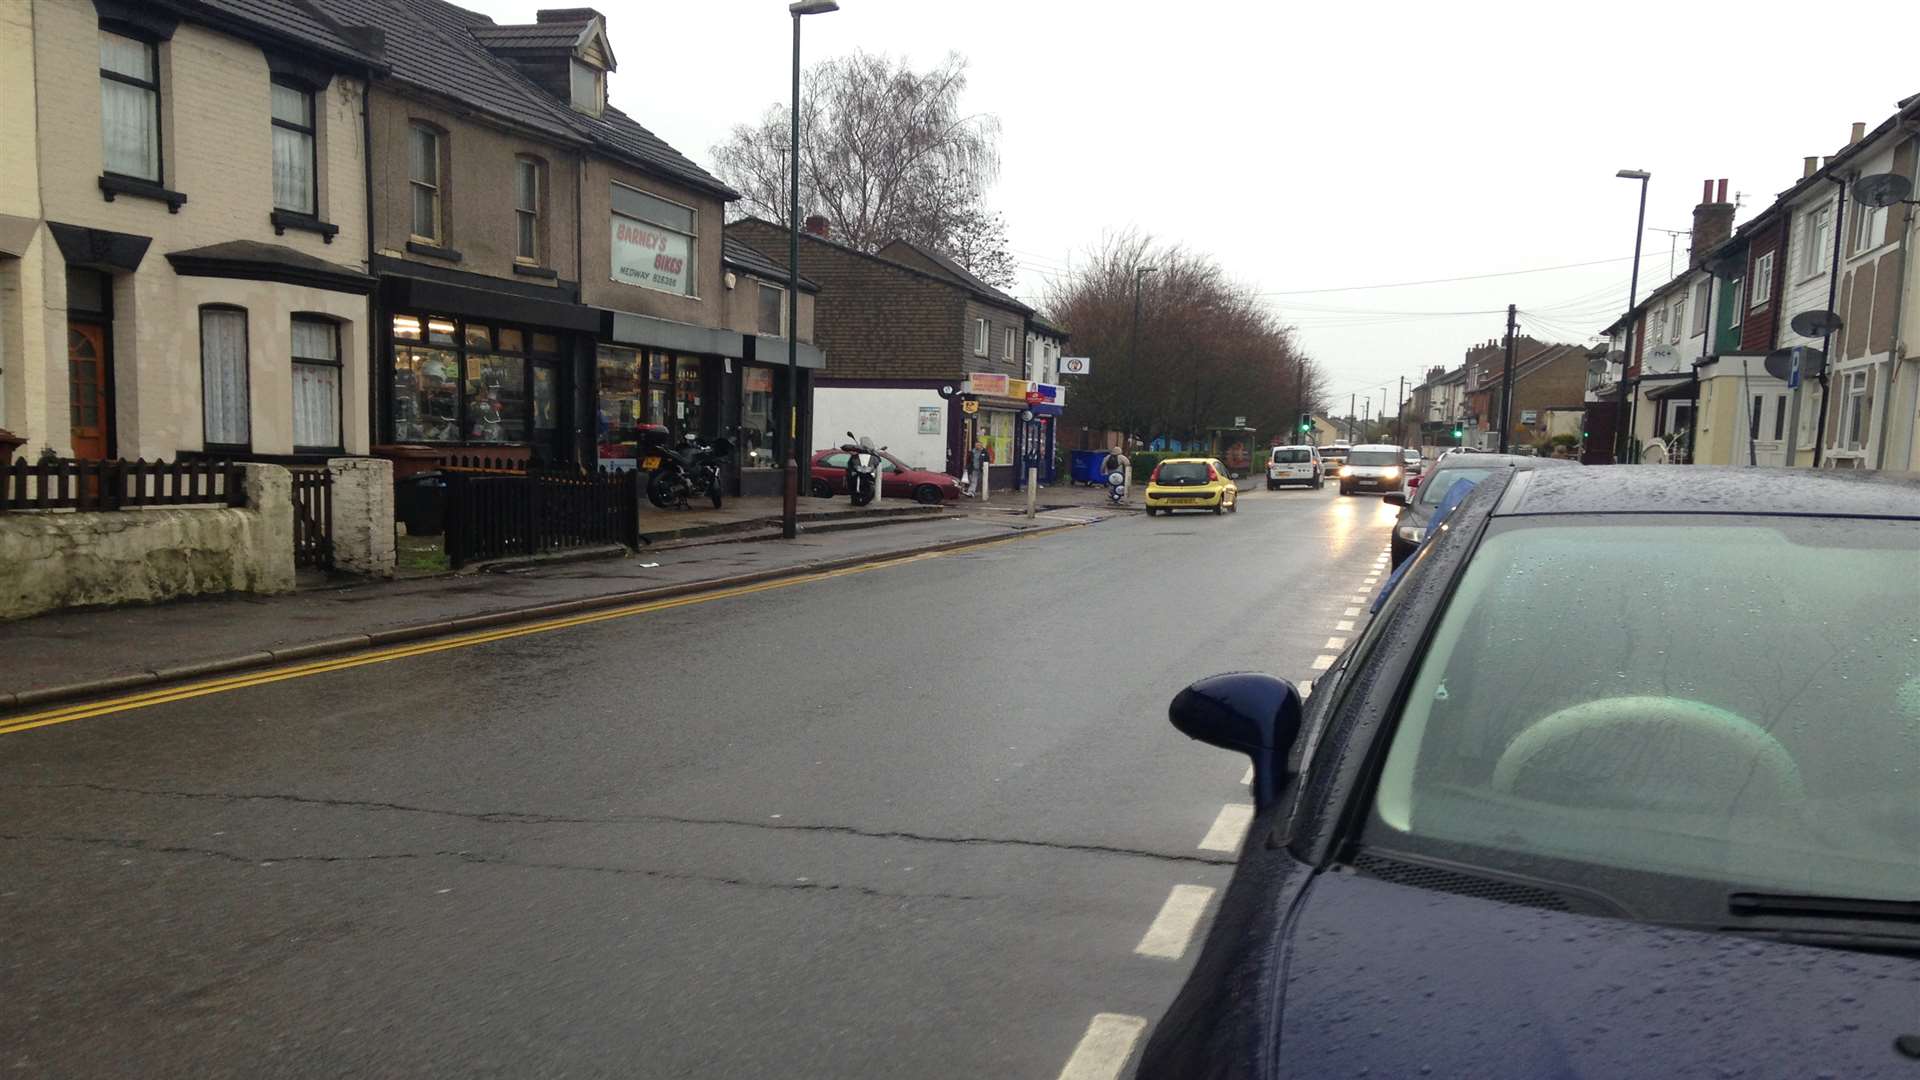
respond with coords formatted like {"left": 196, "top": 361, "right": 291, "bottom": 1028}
{"left": 1396, "top": 375, "right": 1406, "bottom": 447}
{"left": 1498, "top": 304, "right": 1518, "bottom": 452}
{"left": 1362, "top": 397, "right": 1371, "bottom": 441}
{"left": 1129, "top": 266, "right": 1157, "bottom": 448}
{"left": 1348, "top": 394, "right": 1355, "bottom": 442}
{"left": 1616, "top": 170, "right": 1651, "bottom": 464}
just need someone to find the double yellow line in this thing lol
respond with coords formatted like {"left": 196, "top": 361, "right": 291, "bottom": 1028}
{"left": 0, "top": 527, "right": 1072, "bottom": 737}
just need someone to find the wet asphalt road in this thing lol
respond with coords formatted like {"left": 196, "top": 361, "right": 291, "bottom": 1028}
{"left": 0, "top": 485, "right": 1398, "bottom": 1078}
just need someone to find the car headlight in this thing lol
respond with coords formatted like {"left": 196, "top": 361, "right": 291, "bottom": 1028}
{"left": 1339, "top": 466, "right": 1354, "bottom": 477}
{"left": 1396, "top": 524, "right": 1426, "bottom": 544}
{"left": 1382, "top": 466, "right": 1400, "bottom": 479}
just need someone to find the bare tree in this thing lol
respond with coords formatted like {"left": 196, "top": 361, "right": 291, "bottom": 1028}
{"left": 711, "top": 50, "right": 1008, "bottom": 273}
{"left": 1044, "top": 232, "right": 1322, "bottom": 446}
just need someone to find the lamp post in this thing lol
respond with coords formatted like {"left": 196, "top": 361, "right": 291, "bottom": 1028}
{"left": 1615, "top": 169, "right": 1650, "bottom": 464}
{"left": 782, "top": 0, "right": 838, "bottom": 540}
{"left": 1128, "top": 265, "right": 1156, "bottom": 446}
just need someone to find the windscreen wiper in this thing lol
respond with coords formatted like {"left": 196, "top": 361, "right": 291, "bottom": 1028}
{"left": 1729, "top": 892, "right": 1920, "bottom": 924}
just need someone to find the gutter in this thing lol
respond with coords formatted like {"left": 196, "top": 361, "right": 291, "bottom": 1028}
{"left": 1871, "top": 139, "right": 1916, "bottom": 469}
{"left": 362, "top": 72, "right": 380, "bottom": 451}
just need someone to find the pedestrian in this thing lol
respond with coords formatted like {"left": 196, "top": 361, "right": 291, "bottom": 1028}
{"left": 1100, "top": 444, "right": 1129, "bottom": 479}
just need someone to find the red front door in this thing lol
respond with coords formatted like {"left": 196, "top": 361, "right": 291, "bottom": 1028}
{"left": 68, "top": 323, "right": 111, "bottom": 460}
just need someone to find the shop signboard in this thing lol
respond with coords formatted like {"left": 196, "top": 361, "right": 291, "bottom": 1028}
{"left": 962, "top": 399, "right": 979, "bottom": 414}
{"left": 1060, "top": 356, "right": 1091, "bottom": 375}
{"left": 968, "top": 373, "right": 1008, "bottom": 397}
{"left": 611, "top": 215, "right": 693, "bottom": 294}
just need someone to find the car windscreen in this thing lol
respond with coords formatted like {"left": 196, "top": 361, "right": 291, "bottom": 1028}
{"left": 1348, "top": 450, "right": 1401, "bottom": 466}
{"left": 1365, "top": 515, "right": 1920, "bottom": 903}
{"left": 1271, "top": 449, "right": 1311, "bottom": 463}
{"left": 1417, "top": 467, "right": 1496, "bottom": 505}
{"left": 1155, "top": 461, "right": 1211, "bottom": 484}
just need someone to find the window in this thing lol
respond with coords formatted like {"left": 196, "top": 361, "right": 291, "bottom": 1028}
{"left": 1773, "top": 395, "right": 1787, "bottom": 441}
{"left": 610, "top": 184, "right": 697, "bottom": 296}
{"left": 757, "top": 283, "right": 784, "bottom": 336}
{"left": 1650, "top": 308, "right": 1666, "bottom": 345}
{"left": 974, "top": 318, "right": 988, "bottom": 356}
{"left": 514, "top": 157, "right": 540, "bottom": 262}
{"left": 569, "top": 59, "right": 603, "bottom": 115}
{"left": 1801, "top": 204, "right": 1832, "bottom": 278}
{"left": 391, "top": 314, "right": 555, "bottom": 444}
{"left": 291, "top": 317, "right": 340, "bottom": 450}
{"left": 1727, "top": 277, "right": 1743, "bottom": 330}
{"left": 739, "top": 365, "right": 779, "bottom": 469}
{"left": 1853, "top": 200, "right": 1886, "bottom": 255}
{"left": 408, "top": 124, "right": 440, "bottom": 241}
{"left": 200, "top": 307, "right": 250, "bottom": 448}
{"left": 1670, "top": 298, "right": 1685, "bottom": 342}
{"left": 1841, "top": 369, "right": 1868, "bottom": 451}
{"left": 1749, "top": 253, "right": 1773, "bottom": 310}
{"left": 1690, "top": 281, "right": 1709, "bottom": 335}
{"left": 1749, "top": 394, "right": 1762, "bottom": 440}
{"left": 270, "top": 81, "right": 316, "bottom": 215}
{"left": 99, "top": 31, "right": 160, "bottom": 182}
{"left": 985, "top": 410, "right": 1014, "bottom": 464}
{"left": 1003, "top": 327, "right": 1015, "bottom": 359}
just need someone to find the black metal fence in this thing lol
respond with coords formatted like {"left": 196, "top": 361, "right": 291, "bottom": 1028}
{"left": 291, "top": 468, "right": 335, "bottom": 569}
{"left": 2, "top": 457, "right": 246, "bottom": 512}
{"left": 443, "top": 467, "right": 640, "bottom": 568}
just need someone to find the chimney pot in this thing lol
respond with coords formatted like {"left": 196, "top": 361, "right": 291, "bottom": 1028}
{"left": 1716, "top": 178, "right": 1728, "bottom": 202}
{"left": 1803, "top": 155, "right": 1819, "bottom": 179}
{"left": 1849, "top": 121, "right": 1866, "bottom": 145}
{"left": 803, "top": 214, "right": 830, "bottom": 239}
{"left": 1702, "top": 179, "right": 1713, "bottom": 202}
{"left": 1823, "top": 155, "right": 1834, "bottom": 168}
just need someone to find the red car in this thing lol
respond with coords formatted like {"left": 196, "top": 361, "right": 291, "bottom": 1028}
{"left": 808, "top": 448, "right": 961, "bottom": 504}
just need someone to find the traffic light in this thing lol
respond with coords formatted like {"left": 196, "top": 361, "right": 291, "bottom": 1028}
{"left": 1298, "top": 413, "right": 1312, "bottom": 434}
{"left": 1451, "top": 426, "right": 1464, "bottom": 443}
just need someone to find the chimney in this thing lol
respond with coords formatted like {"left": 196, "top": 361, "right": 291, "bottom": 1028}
{"left": 1690, "top": 178, "right": 1735, "bottom": 267}
{"left": 803, "top": 214, "right": 830, "bottom": 239}
{"left": 1849, "top": 121, "right": 1866, "bottom": 145}
{"left": 1803, "top": 156, "right": 1819, "bottom": 179}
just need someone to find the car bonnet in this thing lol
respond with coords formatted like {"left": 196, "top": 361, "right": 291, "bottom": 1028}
{"left": 1274, "top": 870, "right": 1919, "bottom": 1078}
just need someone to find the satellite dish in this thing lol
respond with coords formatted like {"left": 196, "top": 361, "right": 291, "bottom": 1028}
{"left": 1789, "top": 309, "right": 1843, "bottom": 338}
{"left": 1606, "top": 349, "right": 1627, "bottom": 363}
{"left": 1587, "top": 357, "right": 1610, "bottom": 375}
{"left": 1852, "top": 172, "right": 1914, "bottom": 209}
{"left": 1764, "top": 346, "right": 1827, "bottom": 381}
{"left": 1645, "top": 344, "right": 1680, "bottom": 374}
{"left": 1705, "top": 253, "right": 1746, "bottom": 279}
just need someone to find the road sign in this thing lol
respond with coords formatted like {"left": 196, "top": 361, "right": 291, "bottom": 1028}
{"left": 1233, "top": 416, "right": 1247, "bottom": 428}
{"left": 1788, "top": 351, "right": 1801, "bottom": 389}
{"left": 1060, "top": 356, "right": 1091, "bottom": 375}
{"left": 962, "top": 399, "right": 979, "bottom": 414}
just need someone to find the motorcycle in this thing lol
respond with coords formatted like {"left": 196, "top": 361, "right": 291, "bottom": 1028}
{"left": 841, "top": 432, "right": 885, "bottom": 507}
{"left": 643, "top": 428, "right": 734, "bottom": 510}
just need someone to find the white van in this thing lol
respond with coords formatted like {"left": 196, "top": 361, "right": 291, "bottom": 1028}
{"left": 1266, "top": 445, "right": 1324, "bottom": 489}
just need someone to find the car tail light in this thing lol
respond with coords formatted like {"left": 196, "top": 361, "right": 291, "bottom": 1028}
{"left": 1149, "top": 464, "right": 1162, "bottom": 482}
{"left": 1206, "top": 464, "right": 1219, "bottom": 482}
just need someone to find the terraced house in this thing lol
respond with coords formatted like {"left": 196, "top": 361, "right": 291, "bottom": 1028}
{"left": 1, "top": 0, "right": 382, "bottom": 465}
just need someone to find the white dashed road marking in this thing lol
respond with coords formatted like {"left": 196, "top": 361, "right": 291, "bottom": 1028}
{"left": 1134, "top": 885, "right": 1217, "bottom": 959}
{"left": 1057, "top": 1014, "right": 1149, "bottom": 1080}
{"left": 1335, "top": 620, "right": 1354, "bottom": 631}
{"left": 1198, "top": 803, "right": 1254, "bottom": 852}
{"left": 1311, "top": 654, "right": 1336, "bottom": 671}
{"left": 1344, "top": 607, "right": 1361, "bottom": 616}
{"left": 1241, "top": 764, "right": 1253, "bottom": 785}
{"left": 1324, "top": 637, "right": 1346, "bottom": 650}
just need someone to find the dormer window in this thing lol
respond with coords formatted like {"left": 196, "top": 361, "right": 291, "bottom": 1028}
{"left": 570, "top": 58, "right": 603, "bottom": 115}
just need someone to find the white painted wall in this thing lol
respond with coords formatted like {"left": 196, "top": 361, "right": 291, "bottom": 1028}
{"left": 812, "top": 386, "right": 949, "bottom": 472}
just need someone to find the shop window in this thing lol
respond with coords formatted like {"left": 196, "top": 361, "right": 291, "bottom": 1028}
{"left": 740, "top": 366, "right": 779, "bottom": 469}
{"left": 409, "top": 123, "right": 442, "bottom": 241}
{"left": 291, "top": 316, "right": 341, "bottom": 450}
{"left": 271, "top": 80, "right": 317, "bottom": 215}
{"left": 533, "top": 362, "right": 559, "bottom": 435}
{"left": 986, "top": 410, "right": 1014, "bottom": 466}
{"left": 758, "top": 283, "right": 784, "bottom": 335}
{"left": 100, "top": 30, "right": 161, "bottom": 183}
{"left": 390, "top": 313, "right": 548, "bottom": 445}
{"left": 199, "top": 306, "right": 250, "bottom": 449}
{"left": 676, "top": 356, "right": 704, "bottom": 433}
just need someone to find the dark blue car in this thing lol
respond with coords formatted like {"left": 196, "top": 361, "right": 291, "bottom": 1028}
{"left": 1141, "top": 466, "right": 1920, "bottom": 1079}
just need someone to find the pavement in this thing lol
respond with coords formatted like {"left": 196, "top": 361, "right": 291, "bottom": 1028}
{"left": 0, "top": 483, "right": 1395, "bottom": 1079}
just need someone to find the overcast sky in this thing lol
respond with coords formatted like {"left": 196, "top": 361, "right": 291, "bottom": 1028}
{"left": 465, "top": 0, "right": 1915, "bottom": 416}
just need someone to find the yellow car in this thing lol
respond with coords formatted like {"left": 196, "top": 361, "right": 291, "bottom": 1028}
{"left": 1144, "top": 457, "right": 1239, "bottom": 516}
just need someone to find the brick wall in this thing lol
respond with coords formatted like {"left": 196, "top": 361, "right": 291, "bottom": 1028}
{"left": 727, "top": 220, "right": 970, "bottom": 380}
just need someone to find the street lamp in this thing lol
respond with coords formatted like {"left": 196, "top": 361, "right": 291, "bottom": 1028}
{"left": 1128, "top": 265, "right": 1157, "bottom": 446}
{"left": 1614, "top": 168, "right": 1650, "bottom": 464}
{"left": 783, "top": 0, "right": 838, "bottom": 540}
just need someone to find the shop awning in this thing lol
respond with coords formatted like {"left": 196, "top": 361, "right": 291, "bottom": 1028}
{"left": 744, "top": 333, "right": 826, "bottom": 369}
{"left": 382, "top": 270, "right": 595, "bottom": 329}
{"left": 0, "top": 214, "right": 38, "bottom": 258}
{"left": 604, "top": 309, "right": 744, "bottom": 358}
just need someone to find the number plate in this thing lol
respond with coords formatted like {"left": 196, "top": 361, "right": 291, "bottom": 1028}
{"left": 640, "top": 456, "right": 663, "bottom": 470}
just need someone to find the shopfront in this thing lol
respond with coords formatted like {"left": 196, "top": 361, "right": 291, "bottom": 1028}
{"left": 960, "top": 374, "right": 1065, "bottom": 488}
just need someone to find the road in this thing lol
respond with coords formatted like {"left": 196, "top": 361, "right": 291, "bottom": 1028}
{"left": 0, "top": 485, "right": 1398, "bottom": 1079}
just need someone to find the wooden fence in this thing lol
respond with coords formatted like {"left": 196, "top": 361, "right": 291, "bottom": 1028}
{"left": 291, "top": 468, "right": 335, "bottom": 569}
{"left": 2, "top": 457, "right": 246, "bottom": 512}
{"left": 443, "top": 467, "right": 639, "bottom": 568}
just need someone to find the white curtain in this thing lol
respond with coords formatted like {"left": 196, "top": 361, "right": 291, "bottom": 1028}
{"left": 291, "top": 319, "right": 339, "bottom": 448}
{"left": 100, "top": 80, "right": 157, "bottom": 180}
{"left": 273, "top": 127, "right": 314, "bottom": 214}
{"left": 200, "top": 309, "right": 250, "bottom": 446}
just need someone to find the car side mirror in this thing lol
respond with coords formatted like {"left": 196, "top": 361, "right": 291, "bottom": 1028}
{"left": 1169, "top": 673, "right": 1305, "bottom": 813}
{"left": 1383, "top": 491, "right": 1407, "bottom": 507}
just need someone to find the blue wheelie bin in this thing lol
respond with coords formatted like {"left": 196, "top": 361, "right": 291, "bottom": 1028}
{"left": 1070, "top": 449, "right": 1109, "bottom": 486}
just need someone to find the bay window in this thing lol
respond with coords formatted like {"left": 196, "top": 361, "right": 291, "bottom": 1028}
{"left": 271, "top": 81, "right": 317, "bottom": 215}
{"left": 291, "top": 317, "right": 341, "bottom": 450}
{"left": 200, "top": 306, "right": 250, "bottom": 449}
{"left": 100, "top": 31, "right": 160, "bottom": 182}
